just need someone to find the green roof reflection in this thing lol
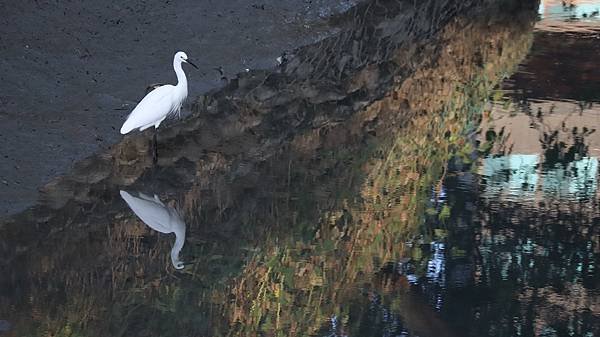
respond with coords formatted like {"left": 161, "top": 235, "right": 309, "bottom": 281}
{"left": 481, "top": 154, "right": 598, "bottom": 200}
{"left": 482, "top": 154, "right": 540, "bottom": 201}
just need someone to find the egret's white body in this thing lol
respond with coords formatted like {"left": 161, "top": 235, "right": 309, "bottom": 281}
{"left": 120, "top": 190, "right": 186, "bottom": 269}
{"left": 120, "top": 51, "right": 196, "bottom": 134}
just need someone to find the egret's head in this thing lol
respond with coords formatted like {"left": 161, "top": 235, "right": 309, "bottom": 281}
{"left": 173, "top": 260, "right": 185, "bottom": 270}
{"left": 171, "top": 250, "right": 185, "bottom": 270}
{"left": 175, "top": 51, "right": 188, "bottom": 61}
{"left": 175, "top": 51, "right": 198, "bottom": 69}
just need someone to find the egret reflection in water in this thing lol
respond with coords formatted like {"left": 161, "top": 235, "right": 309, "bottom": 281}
{"left": 120, "top": 190, "right": 186, "bottom": 269}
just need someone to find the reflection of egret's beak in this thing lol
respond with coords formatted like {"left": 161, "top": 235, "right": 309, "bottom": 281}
{"left": 185, "top": 59, "right": 199, "bottom": 69}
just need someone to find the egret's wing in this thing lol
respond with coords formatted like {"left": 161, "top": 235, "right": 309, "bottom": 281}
{"left": 135, "top": 192, "right": 166, "bottom": 207}
{"left": 120, "top": 190, "right": 172, "bottom": 233}
{"left": 146, "top": 83, "right": 166, "bottom": 95}
{"left": 153, "top": 194, "right": 165, "bottom": 205}
{"left": 120, "top": 85, "right": 175, "bottom": 134}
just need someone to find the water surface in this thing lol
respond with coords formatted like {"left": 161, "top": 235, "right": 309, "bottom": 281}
{"left": 0, "top": 0, "right": 598, "bottom": 336}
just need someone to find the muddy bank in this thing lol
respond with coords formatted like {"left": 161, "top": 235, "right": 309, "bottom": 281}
{"left": 0, "top": 0, "right": 361, "bottom": 217}
{"left": 0, "top": 0, "right": 540, "bottom": 336}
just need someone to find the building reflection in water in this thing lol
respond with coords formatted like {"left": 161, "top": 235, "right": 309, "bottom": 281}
{"left": 419, "top": 2, "right": 600, "bottom": 335}
{"left": 537, "top": 0, "right": 600, "bottom": 33}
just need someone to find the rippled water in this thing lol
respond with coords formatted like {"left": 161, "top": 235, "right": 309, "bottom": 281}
{"left": 0, "top": 0, "right": 598, "bottom": 336}
{"left": 416, "top": 2, "right": 600, "bottom": 336}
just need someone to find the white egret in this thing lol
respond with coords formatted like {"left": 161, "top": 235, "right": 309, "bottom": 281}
{"left": 120, "top": 51, "right": 198, "bottom": 162}
{"left": 120, "top": 190, "right": 187, "bottom": 269}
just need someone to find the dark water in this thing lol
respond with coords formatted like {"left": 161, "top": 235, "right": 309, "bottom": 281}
{"left": 1, "top": 0, "right": 598, "bottom": 336}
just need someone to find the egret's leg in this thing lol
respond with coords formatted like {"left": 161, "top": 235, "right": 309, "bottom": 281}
{"left": 152, "top": 129, "right": 158, "bottom": 163}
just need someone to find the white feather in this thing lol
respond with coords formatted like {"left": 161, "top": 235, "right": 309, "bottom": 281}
{"left": 120, "top": 51, "right": 191, "bottom": 135}
{"left": 120, "top": 190, "right": 187, "bottom": 269}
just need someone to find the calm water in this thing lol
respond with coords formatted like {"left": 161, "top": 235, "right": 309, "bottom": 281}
{"left": 1, "top": 0, "right": 598, "bottom": 336}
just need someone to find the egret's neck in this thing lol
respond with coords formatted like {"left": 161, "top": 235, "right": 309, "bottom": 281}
{"left": 170, "top": 229, "right": 186, "bottom": 268}
{"left": 173, "top": 60, "right": 187, "bottom": 88}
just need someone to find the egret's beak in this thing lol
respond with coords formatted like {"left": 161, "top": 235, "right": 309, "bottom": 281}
{"left": 185, "top": 59, "right": 199, "bottom": 69}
